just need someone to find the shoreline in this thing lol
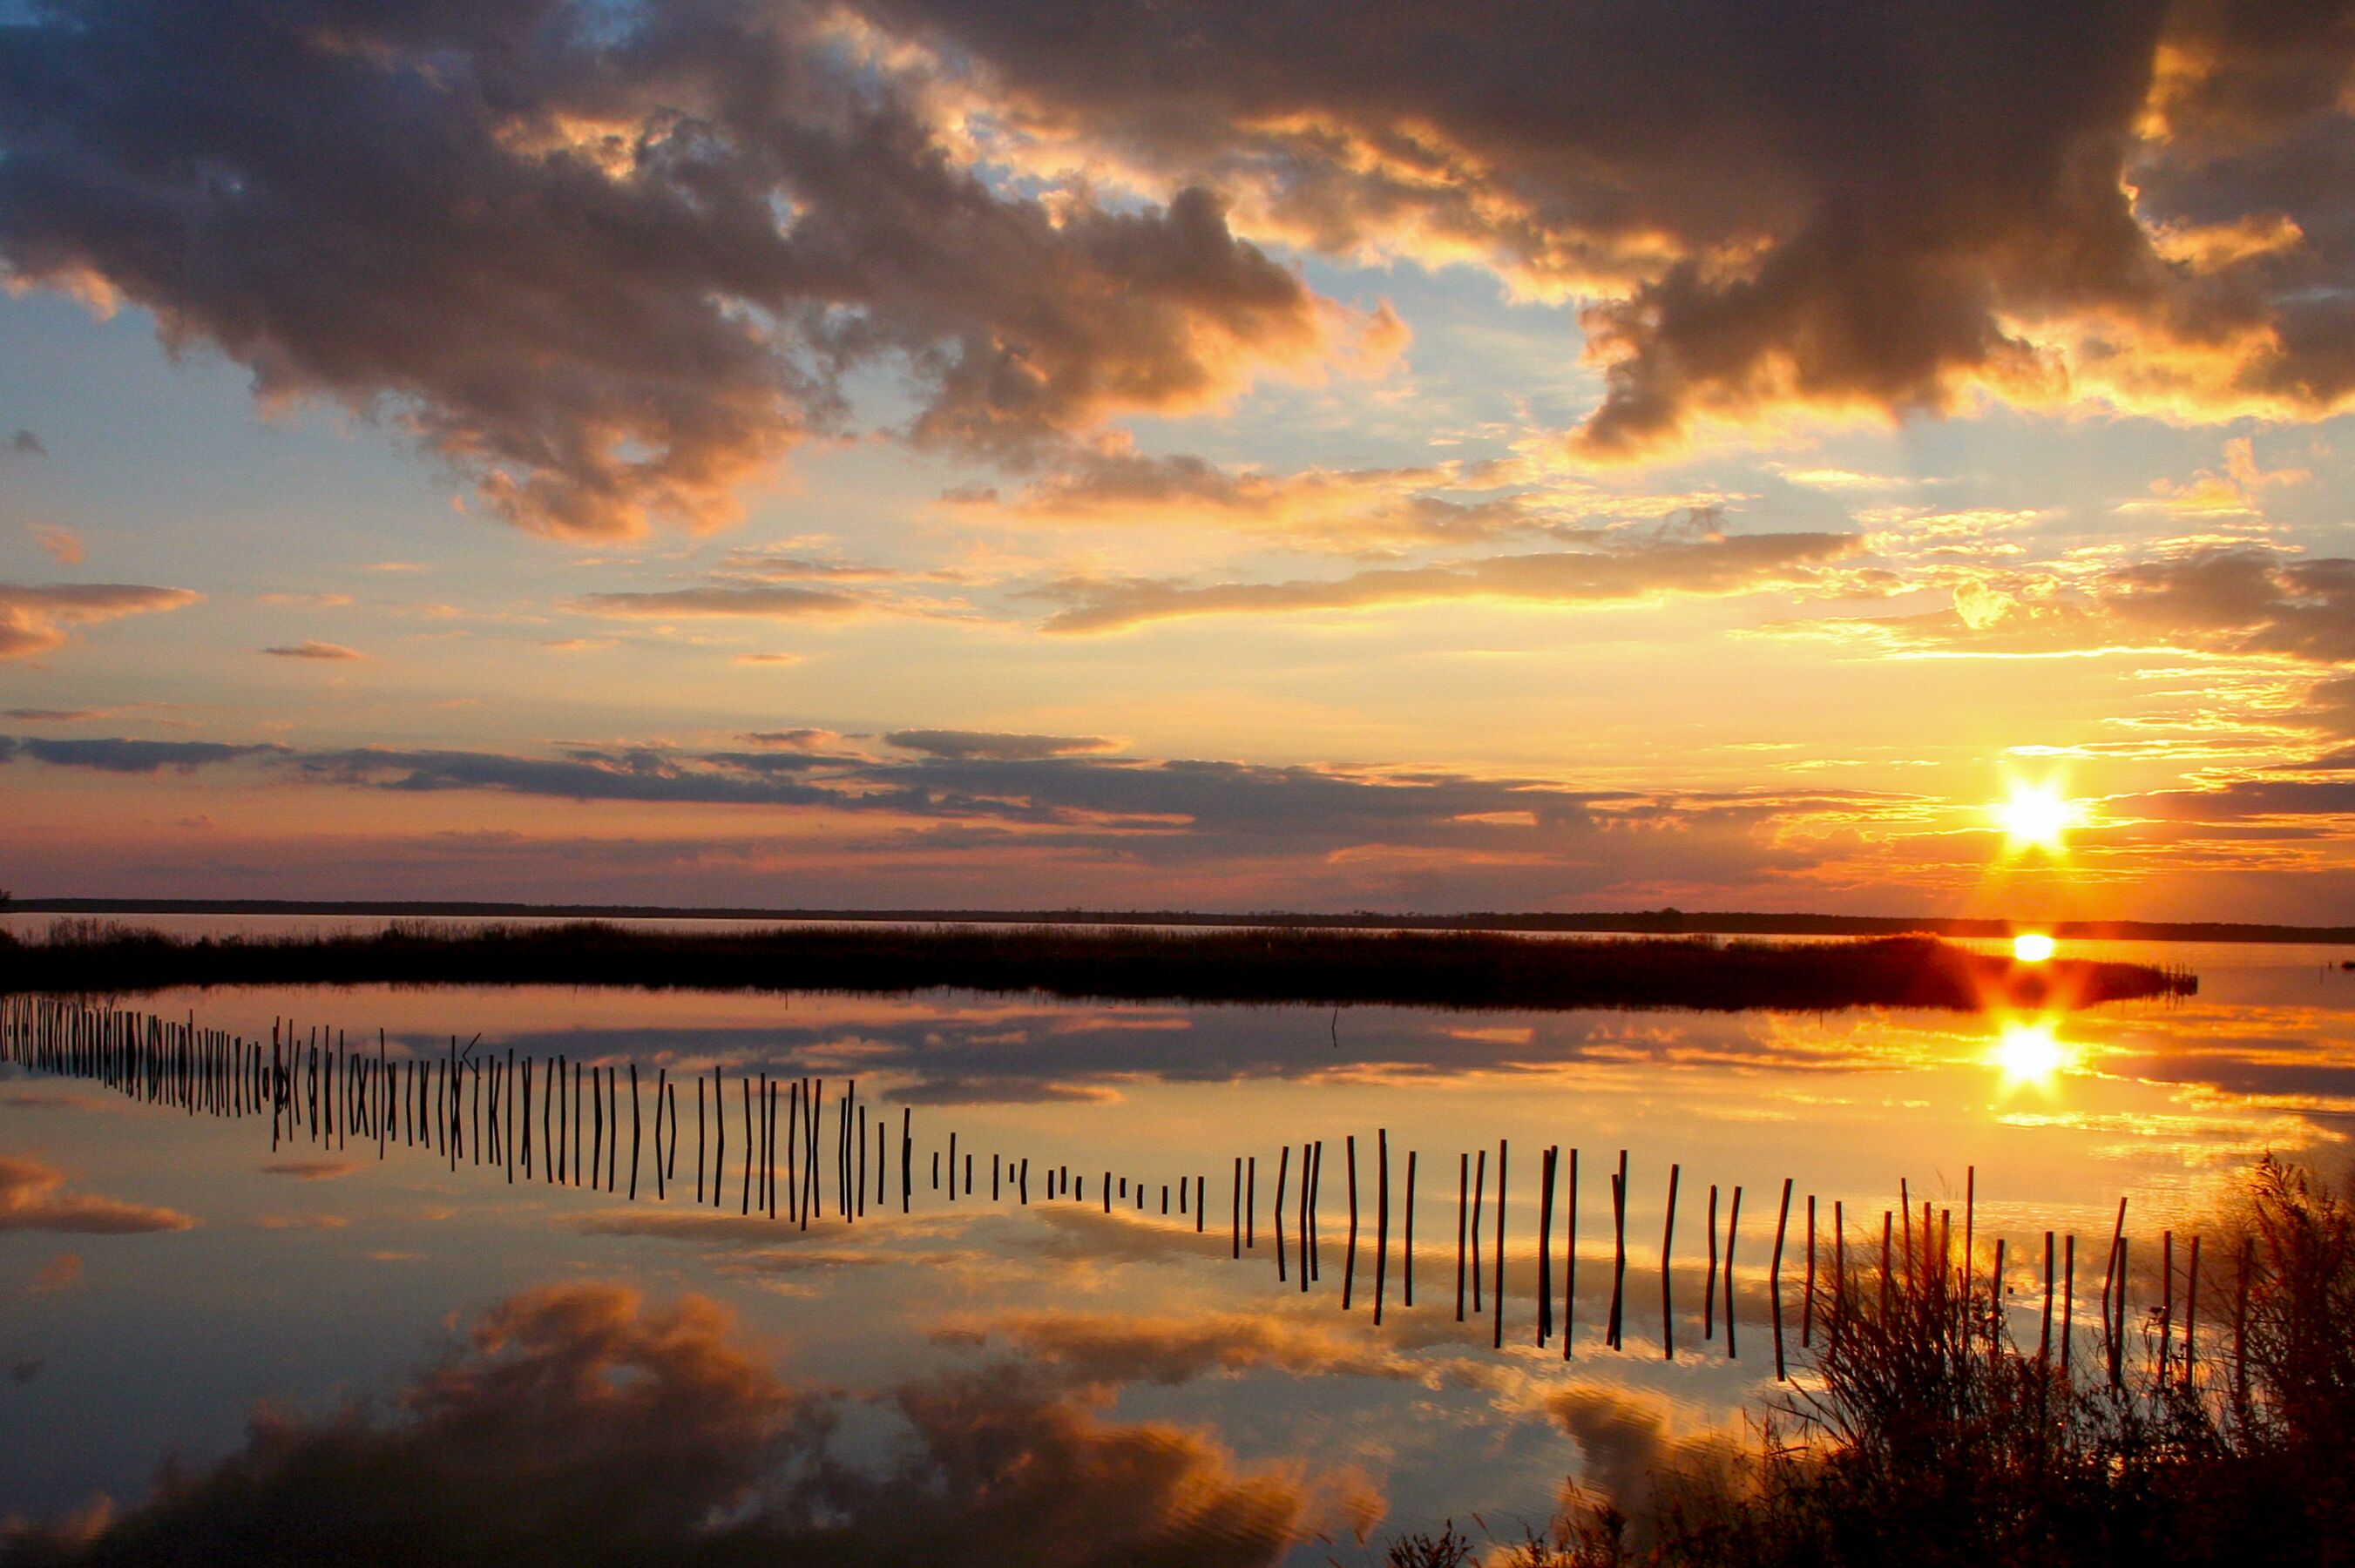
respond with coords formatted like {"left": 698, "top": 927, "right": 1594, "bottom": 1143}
{"left": 3, "top": 896, "right": 2345, "bottom": 946}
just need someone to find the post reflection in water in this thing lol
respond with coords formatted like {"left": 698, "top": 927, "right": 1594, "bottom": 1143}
{"left": 2, "top": 938, "right": 2352, "bottom": 1562}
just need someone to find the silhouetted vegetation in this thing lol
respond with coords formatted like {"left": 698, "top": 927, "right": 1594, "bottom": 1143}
{"left": 1384, "top": 1157, "right": 2353, "bottom": 1567}
{"left": 0, "top": 920, "right": 2189, "bottom": 1012}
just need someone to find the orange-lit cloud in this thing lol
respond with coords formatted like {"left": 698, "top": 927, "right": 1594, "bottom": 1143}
{"left": 0, "top": 1154, "right": 200, "bottom": 1233}
{"left": 0, "top": 583, "right": 199, "bottom": 659}
{"left": 0, "top": 4, "right": 1395, "bottom": 539}
{"left": 1036, "top": 532, "right": 1858, "bottom": 633}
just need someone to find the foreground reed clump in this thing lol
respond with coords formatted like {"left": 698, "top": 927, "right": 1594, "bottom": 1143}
{"left": 1390, "top": 1156, "right": 2352, "bottom": 1567}
{"left": 0, "top": 919, "right": 2189, "bottom": 1011}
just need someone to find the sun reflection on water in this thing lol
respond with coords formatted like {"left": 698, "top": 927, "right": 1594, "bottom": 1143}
{"left": 1992, "top": 1018, "right": 2068, "bottom": 1085}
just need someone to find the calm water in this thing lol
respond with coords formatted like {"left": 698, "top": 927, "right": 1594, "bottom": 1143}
{"left": 3, "top": 926, "right": 2350, "bottom": 1561}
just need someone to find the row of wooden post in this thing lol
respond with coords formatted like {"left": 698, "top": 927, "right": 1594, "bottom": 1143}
{"left": 0, "top": 995, "right": 2251, "bottom": 1385}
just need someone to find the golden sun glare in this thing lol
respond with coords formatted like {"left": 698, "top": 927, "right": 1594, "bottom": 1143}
{"left": 1992, "top": 1019, "right": 2067, "bottom": 1084}
{"left": 1993, "top": 781, "right": 2079, "bottom": 854}
{"left": 2011, "top": 932, "right": 2056, "bottom": 963}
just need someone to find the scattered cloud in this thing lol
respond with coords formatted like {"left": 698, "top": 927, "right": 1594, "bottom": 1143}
{"left": 28, "top": 524, "right": 84, "bottom": 565}
{"left": 6, "top": 430, "right": 44, "bottom": 457}
{"left": 27, "top": 1253, "right": 84, "bottom": 1294}
{"left": 261, "top": 640, "right": 364, "bottom": 660}
{"left": 885, "top": 729, "right": 1120, "bottom": 761}
{"left": 579, "top": 585, "right": 870, "bottom": 621}
{"left": 0, "top": 582, "right": 199, "bottom": 660}
{"left": 0, "top": 1154, "right": 200, "bottom": 1233}
{"left": 254, "top": 591, "right": 355, "bottom": 608}
{"left": 0, "top": 735, "right": 284, "bottom": 774}
{"left": 1035, "top": 532, "right": 1859, "bottom": 632}
{"left": 259, "top": 1159, "right": 359, "bottom": 1181}
{"left": 1785, "top": 547, "right": 2355, "bottom": 666}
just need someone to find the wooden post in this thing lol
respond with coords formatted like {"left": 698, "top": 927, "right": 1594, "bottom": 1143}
{"left": 1492, "top": 1139, "right": 1507, "bottom": 1352}
{"left": 1469, "top": 1147, "right": 1485, "bottom": 1315}
{"left": 1273, "top": 1146, "right": 1290, "bottom": 1280}
{"left": 1770, "top": 1179, "right": 1791, "bottom": 1382}
{"left": 1899, "top": 1178, "right": 1912, "bottom": 1288}
{"left": 2159, "top": 1229, "right": 2175, "bottom": 1380}
{"left": 1539, "top": 1145, "right": 1558, "bottom": 1348}
{"left": 1405, "top": 1150, "right": 1417, "bottom": 1308}
{"left": 1607, "top": 1152, "right": 1627, "bottom": 1350}
{"left": 1233, "top": 1156, "right": 1243, "bottom": 1259}
{"left": 1309, "top": 1140, "right": 1323, "bottom": 1282}
{"left": 1833, "top": 1200, "right": 1847, "bottom": 1344}
{"left": 1802, "top": 1194, "right": 1817, "bottom": 1348}
{"left": 2109, "top": 1234, "right": 2128, "bottom": 1389}
{"left": 629, "top": 1064, "right": 641, "bottom": 1201}
{"left": 1879, "top": 1209, "right": 1893, "bottom": 1322}
{"left": 1993, "top": 1237, "right": 2006, "bottom": 1370}
{"left": 2100, "top": 1197, "right": 2127, "bottom": 1383}
{"left": 1246, "top": 1155, "right": 1256, "bottom": 1249}
{"left": 2040, "top": 1230, "right": 2055, "bottom": 1366}
{"left": 1343, "top": 1135, "right": 1359, "bottom": 1312}
{"left": 2054, "top": 1233, "right": 2075, "bottom": 1385}
{"left": 1300, "top": 1142, "right": 1315, "bottom": 1293}
{"left": 1455, "top": 1151, "right": 1468, "bottom": 1321}
{"left": 1562, "top": 1149, "right": 1577, "bottom": 1361}
{"left": 2184, "top": 1233, "right": 2200, "bottom": 1387}
{"left": 1660, "top": 1161, "right": 1679, "bottom": 1361}
{"left": 1964, "top": 1165, "right": 1976, "bottom": 1313}
{"left": 1722, "top": 1185, "right": 1742, "bottom": 1361}
{"left": 1375, "top": 1130, "right": 1390, "bottom": 1327}
{"left": 1703, "top": 1185, "right": 1720, "bottom": 1342}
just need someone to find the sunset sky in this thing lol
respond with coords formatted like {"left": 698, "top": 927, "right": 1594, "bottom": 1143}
{"left": 3, "top": 0, "right": 2354, "bottom": 918}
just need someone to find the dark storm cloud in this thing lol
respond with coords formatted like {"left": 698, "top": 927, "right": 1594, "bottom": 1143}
{"left": 1035, "top": 532, "right": 1859, "bottom": 632}
{"left": 0, "top": 1282, "right": 1322, "bottom": 1566}
{"left": 10, "top": 1, "right": 2351, "bottom": 536}
{"left": 870, "top": 0, "right": 2355, "bottom": 452}
{"left": 0, "top": 0, "right": 1363, "bottom": 539}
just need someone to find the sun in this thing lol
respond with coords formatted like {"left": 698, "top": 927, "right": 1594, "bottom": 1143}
{"left": 2012, "top": 932, "right": 2056, "bottom": 963}
{"left": 1992, "top": 1019, "right": 2067, "bottom": 1084}
{"left": 1993, "top": 781, "right": 2079, "bottom": 854}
